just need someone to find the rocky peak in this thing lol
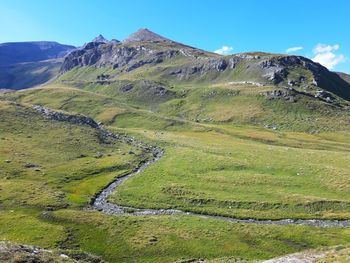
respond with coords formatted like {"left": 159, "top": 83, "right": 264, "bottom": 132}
{"left": 91, "top": 34, "right": 109, "bottom": 43}
{"left": 123, "top": 28, "right": 172, "bottom": 43}
{"left": 110, "top": 39, "right": 121, "bottom": 44}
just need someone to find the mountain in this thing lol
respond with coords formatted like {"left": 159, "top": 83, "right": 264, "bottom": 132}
{"left": 123, "top": 28, "right": 173, "bottom": 43}
{"left": 52, "top": 29, "right": 350, "bottom": 135}
{"left": 59, "top": 29, "right": 350, "bottom": 104}
{"left": 3, "top": 30, "right": 350, "bottom": 102}
{"left": 0, "top": 41, "right": 75, "bottom": 66}
{"left": 60, "top": 29, "right": 214, "bottom": 74}
{"left": 91, "top": 34, "right": 109, "bottom": 43}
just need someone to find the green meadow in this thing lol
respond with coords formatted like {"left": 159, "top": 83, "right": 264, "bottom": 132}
{"left": 1, "top": 81, "right": 350, "bottom": 261}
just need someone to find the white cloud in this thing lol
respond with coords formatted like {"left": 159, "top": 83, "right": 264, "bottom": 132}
{"left": 286, "top": 46, "right": 303, "bottom": 53}
{"left": 311, "top": 43, "right": 345, "bottom": 69}
{"left": 312, "top": 44, "right": 339, "bottom": 54}
{"left": 214, "top": 46, "right": 233, "bottom": 55}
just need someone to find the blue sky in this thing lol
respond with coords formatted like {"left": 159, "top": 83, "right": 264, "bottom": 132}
{"left": 0, "top": 0, "right": 349, "bottom": 72}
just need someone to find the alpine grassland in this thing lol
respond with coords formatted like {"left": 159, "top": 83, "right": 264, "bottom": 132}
{"left": 1, "top": 79, "right": 350, "bottom": 261}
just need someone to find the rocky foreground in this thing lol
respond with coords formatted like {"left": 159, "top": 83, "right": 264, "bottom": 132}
{"left": 0, "top": 241, "right": 103, "bottom": 263}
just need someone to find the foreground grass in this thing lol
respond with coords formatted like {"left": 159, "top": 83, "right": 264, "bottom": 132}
{"left": 1, "top": 208, "right": 350, "bottom": 263}
{"left": 317, "top": 246, "right": 350, "bottom": 262}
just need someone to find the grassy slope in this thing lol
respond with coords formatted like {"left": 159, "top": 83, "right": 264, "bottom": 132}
{"left": 52, "top": 76, "right": 350, "bottom": 132}
{"left": 3, "top": 86, "right": 350, "bottom": 220}
{"left": 0, "top": 100, "right": 145, "bottom": 208}
{"left": 2, "top": 207, "right": 350, "bottom": 263}
{"left": 1, "top": 83, "right": 350, "bottom": 261}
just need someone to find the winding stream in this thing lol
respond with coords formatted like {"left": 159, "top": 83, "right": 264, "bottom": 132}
{"left": 30, "top": 105, "right": 350, "bottom": 228}
{"left": 91, "top": 146, "right": 350, "bottom": 228}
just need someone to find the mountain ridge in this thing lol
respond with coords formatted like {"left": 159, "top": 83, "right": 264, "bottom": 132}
{"left": 58, "top": 33, "right": 350, "bottom": 103}
{"left": 1, "top": 29, "right": 350, "bottom": 103}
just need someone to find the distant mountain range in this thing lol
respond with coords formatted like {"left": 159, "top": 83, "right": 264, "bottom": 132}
{"left": 0, "top": 41, "right": 75, "bottom": 89}
{"left": 0, "top": 41, "right": 75, "bottom": 66}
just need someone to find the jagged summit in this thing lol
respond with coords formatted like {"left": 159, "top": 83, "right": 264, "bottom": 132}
{"left": 123, "top": 28, "right": 172, "bottom": 43}
{"left": 91, "top": 34, "right": 109, "bottom": 43}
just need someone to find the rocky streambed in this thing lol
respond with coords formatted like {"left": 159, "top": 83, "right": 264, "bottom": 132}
{"left": 90, "top": 146, "right": 350, "bottom": 228}
{"left": 33, "top": 104, "right": 350, "bottom": 228}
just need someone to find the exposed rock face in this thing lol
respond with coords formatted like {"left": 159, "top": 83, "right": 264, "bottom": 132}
{"left": 60, "top": 42, "right": 180, "bottom": 73}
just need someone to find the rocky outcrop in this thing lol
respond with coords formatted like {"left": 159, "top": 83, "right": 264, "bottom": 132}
{"left": 117, "top": 80, "right": 176, "bottom": 101}
{"left": 167, "top": 58, "right": 233, "bottom": 80}
{"left": 0, "top": 241, "right": 104, "bottom": 263}
{"left": 261, "top": 88, "right": 298, "bottom": 102}
{"left": 60, "top": 42, "right": 182, "bottom": 73}
{"left": 262, "top": 56, "right": 350, "bottom": 101}
{"left": 32, "top": 105, "right": 99, "bottom": 128}
{"left": 32, "top": 104, "right": 161, "bottom": 150}
{"left": 315, "top": 90, "right": 335, "bottom": 103}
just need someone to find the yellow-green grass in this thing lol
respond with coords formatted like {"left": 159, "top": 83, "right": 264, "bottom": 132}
{"left": 3, "top": 86, "right": 350, "bottom": 219}
{"left": 5, "top": 83, "right": 350, "bottom": 134}
{"left": 110, "top": 127, "right": 350, "bottom": 220}
{"left": 317, "top": 246, "right": 350, "bottom": 262}
{"left": 1, "top": 208, "right": 350, "bottom": 263}
{"left": 2, "top": 84, "right": 350, "bottom": 261}
{"left": 0, "top": 100, "right": 141, "bottom": 208}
